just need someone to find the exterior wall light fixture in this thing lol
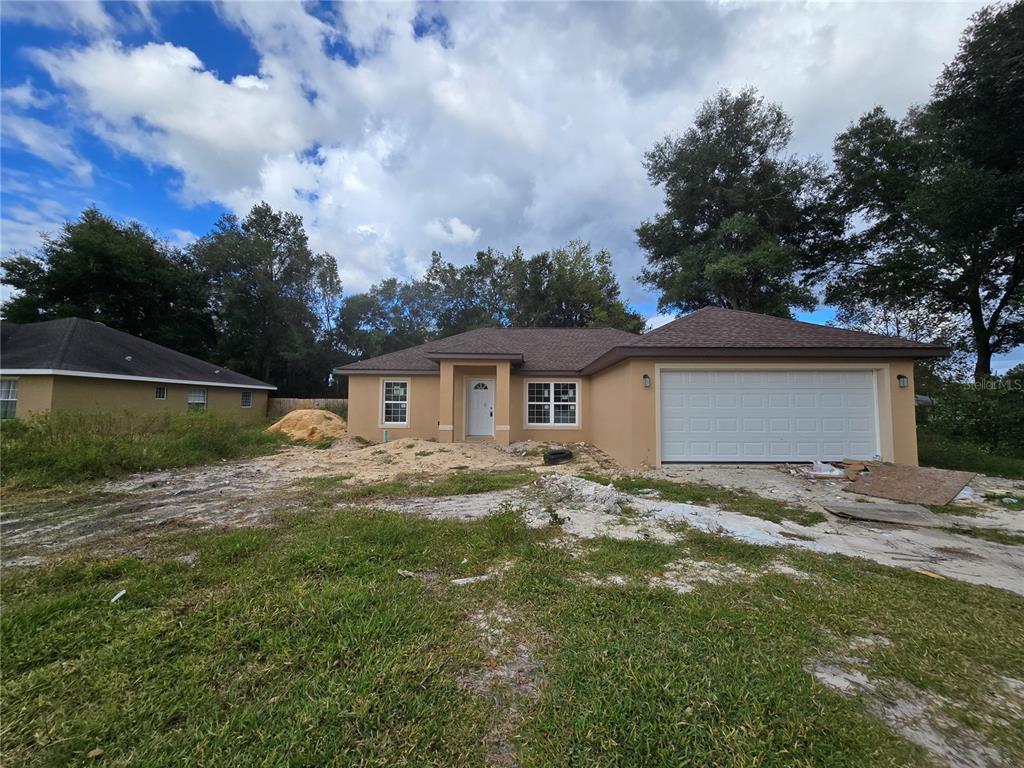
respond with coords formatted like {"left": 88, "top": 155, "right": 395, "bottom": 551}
{"left": 642, "top": 374, "right": 651, "bottom": 388}
{"left": 897, "top": 374, "right": 909, "bottom": 389}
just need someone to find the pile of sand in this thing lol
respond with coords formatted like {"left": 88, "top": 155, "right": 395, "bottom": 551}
{"left": 266, "top": 409, "right": 347, "bottom": 442}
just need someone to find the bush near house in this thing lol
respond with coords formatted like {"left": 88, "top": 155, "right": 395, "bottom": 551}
{"left": 0, "top": 411, "right": 288, "bottom": 491}
{"left": 916, "top": 368, "right": 1024, "bottom": 478}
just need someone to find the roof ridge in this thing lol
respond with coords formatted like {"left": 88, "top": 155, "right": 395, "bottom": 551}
{"left": 52, "top": 317, "right": 81, "bottom": 369}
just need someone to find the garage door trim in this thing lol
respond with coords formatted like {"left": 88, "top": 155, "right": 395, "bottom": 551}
{"left": 654, "top": 362, "right": 891, "bottom": 464}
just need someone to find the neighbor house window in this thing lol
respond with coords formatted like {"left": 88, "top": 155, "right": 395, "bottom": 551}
{"left": 0, "top": 379, "right": 17, "bottom": 420}
{"left": 241, "top": 391, "right": 253, "bottom": 408}
{"left": 187, "top": 387, "right": 207, "bottom": 412}
{"left": 527, "top": 381, "right": 578, "bottom": 426}
{"left": 382, "top": 380, "right": 408, "bottom": 425}
{"left": 155, "top": 386, "right": 167, "bottom": 400}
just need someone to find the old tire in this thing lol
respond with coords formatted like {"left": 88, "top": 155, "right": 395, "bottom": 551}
{"left": 543, "top": 449, "right": 574, "bottom": 465}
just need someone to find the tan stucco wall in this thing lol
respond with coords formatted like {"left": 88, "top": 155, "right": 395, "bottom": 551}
{"left": 346, "top": 374, "right": 440, "bottom": 442}
{"left": 45, "top": 377, "right": 268, "bottom": 422}
{"left": 2, "top": 375, "right": 54, "bottom": 418}
{"left": 346, "top": 356, "right": 922, "bottom": 467}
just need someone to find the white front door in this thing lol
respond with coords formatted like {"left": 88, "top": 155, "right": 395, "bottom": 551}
{"left": 467, "top": 379, "right": 495, "bottom": 436}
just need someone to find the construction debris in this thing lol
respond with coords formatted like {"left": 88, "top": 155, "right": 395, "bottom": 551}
{"left": 823, "top": 502, "right": 946, "bottom": 528}
{"left": 845, "top": 465, "right": 976, "bottom": 506}
{"left": 266, "top": 409, "right": 347, "bottom": 442}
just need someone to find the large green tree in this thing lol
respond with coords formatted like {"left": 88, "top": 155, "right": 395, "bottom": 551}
{"left": 825, "top": 2, "right": 1023, "bottom": 380}
{"left": 1, "top": 207, "right": 215, "bottom": 357}
{"left": 191, "top": 203, "right": 341, "bottom": 393}
{"left": 636, "top": 88, "right": 828, "bottom": 317}
{"left": 503, "top": 241, "right": 645, "bottom": 331}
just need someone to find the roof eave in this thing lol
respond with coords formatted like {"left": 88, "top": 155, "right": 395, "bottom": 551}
{"left": 0, "top": 368, "right": 277, "bottom": 390}
{"left": 580, "top": 345, "right": 951, "bottom": 375}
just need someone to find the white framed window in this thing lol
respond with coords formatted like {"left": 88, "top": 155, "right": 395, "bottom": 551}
{"left": 527, "top": 381, "right": 578, "bottom": 426}
{"left": 240, "top": 391, "right": 253, "bottom": 408}
{"left": 187, "top": 387, "right": 207, "bottom": 412}
{"left": 155, "top": 386, "right": 167, "bottom": 400}
{"left": 382, "top": 380, "right": 409, "bottom": 425}
{"left": 0, "top": 379, "right": 17, "bottom": 420}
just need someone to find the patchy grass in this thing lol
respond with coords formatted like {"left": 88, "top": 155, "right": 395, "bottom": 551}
{"left": 306, "top": 468, "right": 536, "bottom": 501}
{"left": 580, "top": 472, "right": 826, "bottom": 526}
{"left": 918, "top": 430, "right": 1024, "bottom": 479}
{"left": 3, "top": 498, "right": 1022, "bottom": 767}
{"left": 0, "top": 411, "right": 287, "bottom": 491}
{"left": 945, "top": 527, "right": 1024, "bottom": 547}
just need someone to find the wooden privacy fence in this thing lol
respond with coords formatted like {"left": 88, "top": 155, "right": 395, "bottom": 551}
{"left": 267, "top": 398, "right": 348, "bottom": 417}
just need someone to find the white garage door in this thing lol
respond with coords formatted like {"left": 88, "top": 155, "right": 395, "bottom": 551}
{"left": 660, "top": 370, "right": 879, "bottom": 462}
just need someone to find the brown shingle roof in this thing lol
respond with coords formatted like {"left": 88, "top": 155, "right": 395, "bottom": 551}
{"left": 636, "top": 307, "right": 948, "bottom": 350}
{"left": 336, "top": 309, "right": 949, "bottom": 377}
{"left": 335, "top": 327, "right": 638, "bottom": 374}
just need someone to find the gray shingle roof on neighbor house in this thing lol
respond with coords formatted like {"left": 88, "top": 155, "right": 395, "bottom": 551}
{"left": 0, "top": 317, "right": 275, "bottom": 389}
{"left": 336, "top": 308, "right": 948, "bottom": 377}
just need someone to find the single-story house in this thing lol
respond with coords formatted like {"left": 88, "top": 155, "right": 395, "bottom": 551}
{"left": 334, "top": 307, "right": 947, "bottom": 468}
{"left": 0, "top": 317, "right": 274, "bottom": 421}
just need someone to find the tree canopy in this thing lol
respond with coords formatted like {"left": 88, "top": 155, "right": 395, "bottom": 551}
{"left": 636, "top": 88, "right": 830, "bottom": 318}
{"left": 823, "top": 2, "right": 1023, "bottom": 380}
{"left": 190, "top": 203, "right": 341, "bottom": 394}
{"left": 1, "top": 207, "right": 214, "bottom": 358}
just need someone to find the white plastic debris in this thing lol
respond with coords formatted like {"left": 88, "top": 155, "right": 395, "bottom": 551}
{"left": 953, "top": 486, "right": 983, "bottom": 502}
{"left": 450, "top": 573, "right": 493, "bottom": 586}
{"left": 802, "top": 461, "right": 846, "bottom": 479}
{"left": 110, "top": 590, "right": 126, "bottom": 603}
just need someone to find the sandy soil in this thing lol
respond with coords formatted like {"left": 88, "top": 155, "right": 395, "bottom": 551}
{"left": 0, "top": 438, "right": 607, "bottom": 562}
{"left": 374, "top": 474, "right": 1024, "bottom": 596}
{"left": 3, "top": 440, "right": 1021, "bottom": 596}
{"left": 651, "top": 464, "right": 1024, "bottom": 533}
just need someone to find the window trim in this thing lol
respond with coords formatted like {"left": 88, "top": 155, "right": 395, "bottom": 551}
{"left": 187, "top": 387, "right": 208, "bottom": 412}
{"left": 155, "top": 385, "right": 167, "bottom": 400}
{"left": 380, "top": 378, "right": 411, "bottom": 427}
{"left": 240, "top": 390, "right": 253, "bottom": 408}
{"left": 523, "top": 379, "right": 581, "bottom": 429}
{"left": 0, "top": 378, "right": 18, "bottom": 420}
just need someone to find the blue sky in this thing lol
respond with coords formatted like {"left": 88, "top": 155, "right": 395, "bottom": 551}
{"left": 1, "top": 1, "right": 1019, "bottom": 371}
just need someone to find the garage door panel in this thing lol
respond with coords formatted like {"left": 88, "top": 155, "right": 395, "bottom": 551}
{"left": 661, "top": 370, "right": 879, "bottom": 462}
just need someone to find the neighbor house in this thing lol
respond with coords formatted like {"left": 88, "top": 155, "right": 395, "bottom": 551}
{"left": 334, "top": 308, "right": 947, "bottom": 468}
{"left": 0, "top": 318, "right": 274, "bottom": 421}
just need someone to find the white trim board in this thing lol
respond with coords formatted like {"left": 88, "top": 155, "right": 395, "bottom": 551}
{"left": 0, "top": 369, "right": 276, "bottom": 390}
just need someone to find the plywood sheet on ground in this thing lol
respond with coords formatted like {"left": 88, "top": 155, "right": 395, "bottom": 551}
{"left": 823, "top": 502, "right": 945, "bottom": 528}
{"left": 844, "top": 465, "right": 975, "bottom": 506}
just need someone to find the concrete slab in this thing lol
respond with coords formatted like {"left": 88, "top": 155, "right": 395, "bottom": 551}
{"left": 823, "top": 502, "right": 946, "bottom": 528}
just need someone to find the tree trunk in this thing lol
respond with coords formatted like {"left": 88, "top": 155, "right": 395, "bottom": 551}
{"left": 973, "top": 343, "right": 992, "bottom": 382}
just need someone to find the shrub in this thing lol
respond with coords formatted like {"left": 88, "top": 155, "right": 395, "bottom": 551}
{"left": 1, "top": 410, "right": 287, "bottom": 490}
{"left": 924, "top": 372, "right": 1024, "bottom": 451}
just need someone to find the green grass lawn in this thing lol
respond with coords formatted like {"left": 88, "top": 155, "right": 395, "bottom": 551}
{"left": 918, "top": 430, "right": 1024, "bottom": 479}
{"left": 0, "top": 411, "right": 288, "bottom": 491}
{"left": 3, "top": 495, "right": 1021, "bottom": 766}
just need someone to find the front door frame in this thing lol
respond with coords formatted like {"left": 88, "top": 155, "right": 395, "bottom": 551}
{"left": 465, "top": 377, "right": 496, "bottom": 437}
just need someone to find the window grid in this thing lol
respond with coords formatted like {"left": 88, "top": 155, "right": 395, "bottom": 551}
{"left": 155, "top": 386, "right": 167, "bottom": 400}
{"left": 383, "top": 380, "right": 408, "bottom": 425}
{"left": 187, "top": 387, "right": 207, "bottom": 412}
{"left": 527, "top": 381, "right": 577, "bottom": 426}
{"left": 0, "top": 379, "right": 17, "bottom": 420}
{"left": 241, "top": 391, "right": 253, "bottom": 408}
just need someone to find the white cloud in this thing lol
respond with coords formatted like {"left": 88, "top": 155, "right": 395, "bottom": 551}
{"left": 1, "top": 0, "right": 113, "bottom": 35}
{"left": 425, "top": 216, "right": 480, "bottom": 245}
{"left": 2, "top": 80, "right": 54, "bottom": 109}
{"left": 1, "top": 113, "right": 92, "bottom": 184}
{"left": 18, "top": 1, "right": 985, "bottom": 296}
{"left": 0, "top": 196, "right": 65, "bottom": 256}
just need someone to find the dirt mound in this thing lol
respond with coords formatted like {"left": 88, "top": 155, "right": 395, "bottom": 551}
{"left": 266, "top": 409, "right": 347, "bottom": 442}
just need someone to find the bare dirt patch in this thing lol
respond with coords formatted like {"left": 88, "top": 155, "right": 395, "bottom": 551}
{"left": 376, "top": 474, "right": 1024, "bottom": 595}
{"left": 806, "top": 641, "right": 1006, "bottom": 768}
{"left": 460, "top": 603, "right": 543, "bottom": 768}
